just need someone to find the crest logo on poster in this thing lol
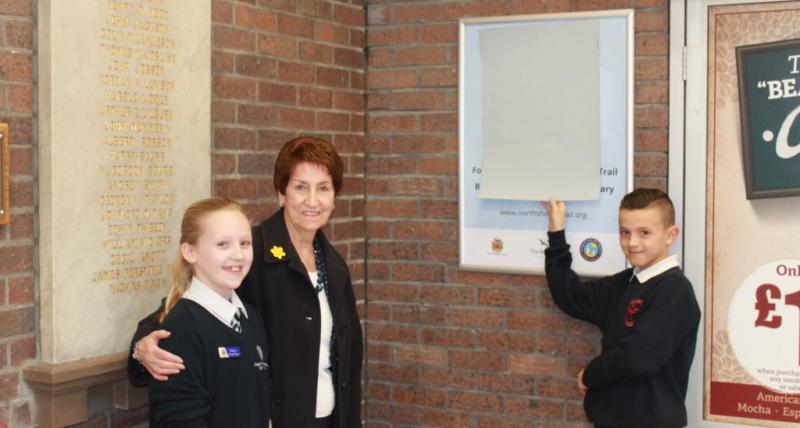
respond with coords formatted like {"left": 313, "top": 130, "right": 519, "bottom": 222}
{"left": 491, "top": 237, "right": 504, "bottom": 253}
{"left": 579, "top": 238, "right": 602, "bottom": 262}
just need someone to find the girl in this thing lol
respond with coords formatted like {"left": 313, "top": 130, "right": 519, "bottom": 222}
{"left": 147, "top": 197, "right": 270, "bottom": 427}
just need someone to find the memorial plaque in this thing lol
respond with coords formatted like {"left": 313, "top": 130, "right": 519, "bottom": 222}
{"left": 38, "top": 0, "right": 210, "bottom": 363}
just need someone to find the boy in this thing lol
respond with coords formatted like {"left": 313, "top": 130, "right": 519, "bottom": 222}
{"left": 541, "top": 188, "right": 700, "bottom": 428}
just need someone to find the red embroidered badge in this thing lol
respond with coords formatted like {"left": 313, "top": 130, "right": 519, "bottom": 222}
{"left": 624, "top": 299, "right": 643, "bottom": 327}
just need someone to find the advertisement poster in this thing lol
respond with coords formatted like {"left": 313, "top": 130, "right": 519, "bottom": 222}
{"left": 458, "top": 11, "right": 632, "bottom": 276}
{"left": 706, "top": 3, "right": 800, "bottom": 426}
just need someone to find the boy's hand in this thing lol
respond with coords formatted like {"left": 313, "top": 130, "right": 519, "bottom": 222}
{"left": 540, "top": 197, "right": 566, "bottom": 232}
{"left": 577, "top": 368, "right": 588, "bottom": 395}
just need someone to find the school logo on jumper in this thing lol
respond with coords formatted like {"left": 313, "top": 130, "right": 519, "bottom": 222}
{"left": 254, "top": 345, "right": 269, "bottom": 370}
{"left": 624, "top": 299, "right": 643, "bottom": 327}
{"left": 491, "top": 237, "right": 504, "bottom": 253}
{"left": 579, "top": 238, "right": 602, "bottom": 261}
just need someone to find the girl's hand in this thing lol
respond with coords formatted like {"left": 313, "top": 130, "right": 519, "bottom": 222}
{"left": 540, "top": 197, "right": 567, "bottom": 232}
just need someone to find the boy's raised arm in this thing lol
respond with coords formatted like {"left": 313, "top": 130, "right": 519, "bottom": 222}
{"left": 542, "top": 197, "right": 617, "bottom": 326}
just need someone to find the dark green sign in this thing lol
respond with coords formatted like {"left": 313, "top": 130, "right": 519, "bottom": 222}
{"left": 737, "top": 39, "right": 800, "bottom": 199}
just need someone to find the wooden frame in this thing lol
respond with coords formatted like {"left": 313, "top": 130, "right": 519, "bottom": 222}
{"left": 0, "top": 123, "right": 8, "bottom": 225}
{"left": 736, "top": 38, "right": 800, "bottom": 199}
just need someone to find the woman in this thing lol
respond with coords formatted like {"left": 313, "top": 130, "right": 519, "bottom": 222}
{"left": 129, "top": 137, "right": 363, "bottom": 428}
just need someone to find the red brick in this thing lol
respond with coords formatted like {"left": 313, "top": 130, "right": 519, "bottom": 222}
{"left": 318, "top": 111, "right": 352, "bottom": 131}
{"left": 634, "top": 177, "right": 666, "bottom": 191}
{"left": 334, "top": 90, "right": 364, "bottom": 111}
{"left": 5, "top": 20, "right": 32, "bottom": 49}
{"left": 393, "top": 344, "right": 447, "bottom": 366}
{"left": 504, "top": 396, "right": 564, "bottom": 418}
{"left": 420, "top": 23, "right": 457, "bottom": 44}
{"left": 394, "top": 221, "right": 445, "bottom": 240}
{"left": 419, "top": 409, "right": 472, "bottom": 427}
{"left": 299, "top": 41, "right": 333, "bottom": 64}
{"left": 212, "top": 100, "right": 235, "bottom": 123}
{"left": 211, "top": 51, "right": 234, "bottom": 73}
{"left": 278, "top": 107, "right": 315, "bottom": 128}
{"left": 396, "top": 46, "right": 448, "bottom": 66}
{"left": 369, "top": 242, "right": 419, "bottom": 261}
{"left": 369, "top": 361, "right": 418, "bottom": 383}
{"left": 212, "top": 76, "right": 256, "bottom": 100}
{"left": 0, "top": 245, "right": 31, "bottom": 275}
{"left": 420, "top": 327, "right": 475, "bottom": 347}
{"left": 393, "top": 90, "right": 447, "bottom": 110}
{"left": 369, "top": 282, "right": 419, "bottom": 302}
{"left": 237, "top": 103, "right": 278, "bottom": 125}
{"left": 212, "top": 153, "right": 235, "bottom": 175}
{"left": 636, "top": 9, "right": 669, "bottom": 32}
{"left": 539, "top": 335, "right": 599, "bottom": 357}
{"left": 420, "top": 112, "right": 456, "bottom": 132}
{"left": 393, "top": 305, "right": 445, "bottom": 325}
{"left": 392, "top": 263, "right": 444, "bottom": 282}
{"left": 448, "top": 391, "right": 502, "bottom": 412}
{"left": 317, "top": 66, "right": 350, "bottom": 88}
{"left": 297, "top": 0, "right": 332, "bottom": 19}
{"left": 236, "top": 54, "right": 278, "bottom": 78}
{"left": 448, "top": 308, "right": 505, "bottom": 328}
{"left": 258, "top": 81, "right": 296, "bottom": 104}
{"left": 315, "top": 21, "right": 350, "bottom": 46}
{"left": 0, "top": 307, "right": 33, "bottom": 338}
{"left": 278, "top": 61, "right": 315, "bottom": 83}
{"left": 278, "top": 14, "right": 314, "bottom": 38}
{"left": 333, "top": 4, "right": 364, "bottom": 27}
{"left": 636, "top": 81, "right": 668, "bottom": 104}
{"left": 10, "top": 179, "right": 31, "bottom": 207}
{"left": 370, "top": 323, "right": 419, "bottom": 343}
{"left": 368, "top": 69, "right": 417, "bottom": 89}
{"left": 635, "top": 57, "right": 668, "bottom": 81}
{"left": 419, "top": 367, "right": 475, "bottom": 389}
{"left": 8, "top": 147, "right": 30, "bottom": 176}
{"left": 508, "top": 0, "right": 568, "bottom": 15}
{"left": 0, "top": 373, "right": 18, "bottom": 401}
{"left": 368, "top": 27, "right": 418, "bottom": 46}
{"left": 234, "top": 4, "right": 276, "bottom": 31}
{"left": 214, "top": 127, "right": 257, "bottom": 150}
{"left": 478, "top": 373, "right": 536, "bottom": 394}
{"left": 636, "top": 33, "right": 668, "bottom": 56}
{"left": 636, "top": 129, "right": 668, "bottom": 152}
{"left": 258, "top": 33, "right": 297, "bottom": 59}
{"left": 420, "top": 285, "right": 475, "bottom": 305}
{"left": 508, "top": 311, "right": 564, "bottom": 332}
{"left": 299, "top": 87, "right": 333, "bottom": 108}
{"left": 9, "top": 336, "right": 34, "bottom": 366}
{"left": 480, "top": 331, "right": 537, "bottom": 353}
{"left": 258, "top": 0, "right": 294, "bottom": 12}
{"left": 238, "top": 153, "right": 273, "bottom": 175}
{"left": 395, "top": 3, "right": 460, "bottom": 24}
{"left": 213, "top": 25, "right": 255, "bottom": 51}
{"left": 635, "top": 106, "right": 668, "bottom": 128}
{"left": 449, "top": 349, "right": 504, "bottom": 371}
{"left": 393, "top": 135, "right": 455, "bottom": 153}
{"left": 368, "top": 114, "right": 416, "bottom": 132}
{"left": 478, "top": 288, "right": 536, "bottom": 308}
{"left": 8, "top": 83, "right": 30, "bottom": 112}
{"left": 393, "top": 385, "right": 445, "bottom": 407}
{"left": 351, "top": 28, "right": 365, "bottom": 49}
{"left": 8, "top": 277, "right": 32, "bottom": 305}
{"left": 212, "top": 0, "right": 233, "bottom": 23}
{"left": 634, "top": 153, "right": 667, "bottom": 176}
{"left": 0, "top": 51, "right": 30, "bottom": 81}
{"left": 215, "top": 178, "right": 258, "bottom": 199}
{"left": 420, "top": 242, "right": 456, "bottom": 262}
{"left": 0, "top": 0, "right": 30, "bottom": 15}
{"left": 335, "top": 47, "right": 364, "bottom": 69}
{"left": 366, "top": 5, "right": 390, "bottom": 26}
{"left": 537, "top": 378, "right": 582, "bottom": 399}
{"left": 509, "top": 353, "right": 566, "bottom": 376}
{"left": 369, "top": 47, "right": 394, "bottom": 67}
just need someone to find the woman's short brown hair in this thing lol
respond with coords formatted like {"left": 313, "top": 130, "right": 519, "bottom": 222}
{"left": 273, "top": 136, "right": 344, "bottom": 196}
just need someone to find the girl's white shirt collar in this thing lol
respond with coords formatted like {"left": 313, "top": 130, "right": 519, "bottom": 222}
{"left": 183, "top": 277, "right": 248, "bottom": 328}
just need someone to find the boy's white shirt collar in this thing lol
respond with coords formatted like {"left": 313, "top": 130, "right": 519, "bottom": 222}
{"left": 632, "top": 254, "right": 680, "bottom": 284}
{"left": 183, "top": 277, "right": 248, "bottom": 328}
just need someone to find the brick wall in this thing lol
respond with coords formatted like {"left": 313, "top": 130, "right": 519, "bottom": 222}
{"left": 364, "top": 1, "right": 669, "bottom": 427}
{"left": 0, "top": 0, "right": 36, "bottom": 425}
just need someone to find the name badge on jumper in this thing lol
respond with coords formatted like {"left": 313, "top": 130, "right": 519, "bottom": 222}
{"left": 218, "top": 346, "right": 241, "bottom": 358}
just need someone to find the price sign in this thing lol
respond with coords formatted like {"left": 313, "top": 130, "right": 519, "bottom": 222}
{"left": 729, "top": 260, "right": 800, "bottom": 393}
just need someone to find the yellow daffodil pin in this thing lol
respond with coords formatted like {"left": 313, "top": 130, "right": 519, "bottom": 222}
{"left": 270, "top": 245, "right": 286, "bottom": 260}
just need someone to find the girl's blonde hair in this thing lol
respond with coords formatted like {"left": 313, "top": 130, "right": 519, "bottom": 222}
{"left": 159, "top": 197, "right": 246, "bottom": 323}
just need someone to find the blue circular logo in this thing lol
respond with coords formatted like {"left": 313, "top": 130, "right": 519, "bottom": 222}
{"left": 580, "top": 238, "right": 602, "bottom": 262}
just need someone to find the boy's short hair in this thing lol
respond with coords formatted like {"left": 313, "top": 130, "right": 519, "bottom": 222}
{"left": 619, "top": 188, "right": 675, "bottom": 226}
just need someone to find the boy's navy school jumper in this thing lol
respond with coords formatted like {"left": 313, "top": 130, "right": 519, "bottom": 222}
{"left": 148, "top": 298, "right": 271, "bottom": 428}
{"left": 545, "top": 230, "right": 700, "bottom": 428}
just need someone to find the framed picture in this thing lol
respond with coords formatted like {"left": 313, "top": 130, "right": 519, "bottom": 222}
{"left": 737, "top": 38, "right": 800, "bottom": 199}
{"left": 0, "top": 123, "right": 8, "bottom": 225}
{"left": 458, "top": 10, "right": 634, "bottom": 276}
